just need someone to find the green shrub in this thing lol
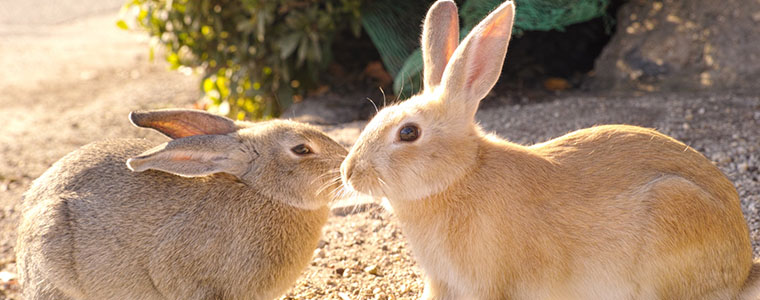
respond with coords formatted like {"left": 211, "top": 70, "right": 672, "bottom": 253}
{"left": 122, "top": 0, "right": 362, "bottom": 119}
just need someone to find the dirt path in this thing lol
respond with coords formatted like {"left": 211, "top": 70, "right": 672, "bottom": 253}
{"left": 0, "top": 6, "right": 199, "bottom": 298}
{"left": 1, "top": 5, "right": 759, "bottom": 300}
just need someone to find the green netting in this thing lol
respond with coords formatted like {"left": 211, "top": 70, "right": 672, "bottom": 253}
{"left": 360, "top": 1, "right": 432, "bottom": 83}
{"left": 463, "top": 0, "right": 610, "bottom": 32}
{"left": 360, "top": 0, "right": 611, "bottom": 97}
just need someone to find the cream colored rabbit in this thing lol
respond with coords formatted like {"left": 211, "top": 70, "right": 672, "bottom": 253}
{"left": 341, "top": 1, "right": 760, "bottom": 299}
{"left": 17, "top": 109, "right": 347, "bottom": 300}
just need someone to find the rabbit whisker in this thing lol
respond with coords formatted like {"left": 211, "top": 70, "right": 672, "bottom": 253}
{"left": 398, "top": 70, "right": 406, "bottom": 99}
{"left": 379, "top": 86, "right": 387, "bottom": 107}
{"left": 316, "top": 176, "right": 341, "bottom": 197}
{"left": 315, "top": 170, "right": 342, "bottom": 196}
{"left": 377, "top": 177, "right": 388, "bottom": 187}
{"left": 330, "top": 185, "right": 353, "bottom": 204}
{"left": 310, "top": 174, "right": 336, "bottom": 187}
{"left": 376, "top": 176, "right": 392, "bottom": 199}
{"left": 311, "top": 169, "right": 341, "bottom": 185}
{"left": 366, "top": 97, "right": 379, "bottom": 114}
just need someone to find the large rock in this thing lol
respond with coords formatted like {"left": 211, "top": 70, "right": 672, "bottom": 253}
{"left": 589, "top": 0, "right": 760, "bottom": 92}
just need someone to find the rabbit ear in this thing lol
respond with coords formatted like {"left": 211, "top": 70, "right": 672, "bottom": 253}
{"left": 438, "top": 1, "right": 514, "bottom": 117}
{"left": 126, "top": 135, "right": 250, "bottom": 178}
{"left": 129, "top": 109, "right": 238, "bottom": 139}
{"left": 422, "top": 0, "right": 460, "bottom": 91}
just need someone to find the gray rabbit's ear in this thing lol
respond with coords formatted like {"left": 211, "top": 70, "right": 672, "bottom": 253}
{"left": 126, "top": 135, "right": 251, "bottom": 178}
{"left": 129, "top": 109, "right": 239, "bottom": 139}
{"left": 422, "top": 0, "right": 459, "bottom": 91}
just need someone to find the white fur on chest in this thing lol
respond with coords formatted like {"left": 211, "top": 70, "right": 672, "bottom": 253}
{"left": 401, "top": 214, "right": 642, "bottom": 300}
{"left": 402, "top": 215, "right": 487, "bottom": 298}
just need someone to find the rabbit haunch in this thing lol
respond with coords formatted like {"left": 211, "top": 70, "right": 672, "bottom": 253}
{"left": 341, "top": 1, "right": 759, "bottom": 299}
{"left": 17, "top": 109, "right": 347, "bottom": 300}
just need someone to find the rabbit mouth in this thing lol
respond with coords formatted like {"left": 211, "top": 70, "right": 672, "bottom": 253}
{"left": 343, "top": 170, "right": 389, "bottom": 199}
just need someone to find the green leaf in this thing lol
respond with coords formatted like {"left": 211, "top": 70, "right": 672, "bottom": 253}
{"left": 394, "top": 49, "right": 424, "bottom": 98}
{"left": 351, "top": 21, "right": 362, "bottom": 37}
{"left": 236, "top": 20, "right": 256, "bottom": 34}
{"left": 296, "top": 36, "right": 308, "bottom": 66}
{"left": 309, "top": 39, "right": 321, "bottom": 62}
{"left": 279, "top": 32, "right": 301, "bottom": 59}
{"left": 256, "top": 11, "right": 267, "bottom": 42}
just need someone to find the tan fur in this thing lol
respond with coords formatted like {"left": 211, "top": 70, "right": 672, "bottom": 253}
{"left": 341, "top": 1, "right": 756, "bottom": 299}
{"left": 17, "top": 109, "right": 347, "bottom": 300}
{"left": 422, "top": 0, "right": 459, "bottom": 91}
{"left": 741, "top": 261, "right": 760, "bottom": 300}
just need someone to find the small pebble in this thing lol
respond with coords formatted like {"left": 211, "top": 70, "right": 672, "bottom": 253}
{"left": 0, "top": 271, "right": 16, "bottom": 282}
{"left": 338, "top": 292, "right": 352, "bottom": 300}
{"left": 364, "top": 265, "right": 382, "bottom": 276}
{"left": 314, "top": 248, "right": 326, "bottom": 258}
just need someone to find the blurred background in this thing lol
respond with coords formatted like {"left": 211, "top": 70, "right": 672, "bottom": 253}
{"left": 1, "top": 0, "right": 759, "bottom": 299}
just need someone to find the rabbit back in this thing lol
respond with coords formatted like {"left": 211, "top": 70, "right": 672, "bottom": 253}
{"left": 18, "top": 138, "right": 328, "bottom": 300}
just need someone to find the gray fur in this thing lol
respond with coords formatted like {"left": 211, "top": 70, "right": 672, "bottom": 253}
{"left": 17, "top": 110, "right": 347, "bottom": 300}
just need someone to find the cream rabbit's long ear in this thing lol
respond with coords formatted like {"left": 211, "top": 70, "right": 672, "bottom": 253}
{"left": 438, "top": 1, "right": 514, "bottom": 118}
{"left": 126, "top": 135, "right": 251, "bottom": 178}
{"left": 129, "top": 109, "right": 239, "bottom": 139}
{"left": 422, "top": 0, "right": 460, "bottom": 91}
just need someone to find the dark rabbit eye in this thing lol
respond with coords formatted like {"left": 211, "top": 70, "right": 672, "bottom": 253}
{"left": 399, "top": 124, "right": 420, "bottom": 142}
{"left": 291, "top": 144, "right": 312, "bottom": 155}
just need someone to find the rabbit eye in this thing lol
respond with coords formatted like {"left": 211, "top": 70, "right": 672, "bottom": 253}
{"left": 398, "top": 124, "right": 420, "bottom": 142}
{"left": 291, "top": 144, "right": 312, "bottom": 155}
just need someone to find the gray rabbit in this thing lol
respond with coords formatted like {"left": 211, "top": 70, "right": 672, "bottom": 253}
{"left": 17, "top": 109, "right": 347, "bottom": 300}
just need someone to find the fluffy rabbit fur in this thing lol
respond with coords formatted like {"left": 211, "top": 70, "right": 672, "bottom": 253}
{"left": 17, "top": 109, "right": 347, "bottom": 300}
{"left": 341, "top": 1, "right": 760, "bottom": 299}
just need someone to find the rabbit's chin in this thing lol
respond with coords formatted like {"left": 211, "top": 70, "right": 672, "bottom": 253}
{"left": 347, "top": 177, "right": 447, "bottom": 203}
{"left": 386, "top": 185, "right": 438, "bottom": 202}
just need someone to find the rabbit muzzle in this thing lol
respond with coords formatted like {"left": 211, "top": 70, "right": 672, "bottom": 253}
{"left": 340, "top": 155, "right": 379, "bottom": 196}
{"left": 340, "top": 156, "right": 358, "bottom": 192}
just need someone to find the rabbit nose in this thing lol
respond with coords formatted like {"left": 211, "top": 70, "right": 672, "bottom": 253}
{"left": 341, "top": 160, "right": 354, "bottom": 182}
